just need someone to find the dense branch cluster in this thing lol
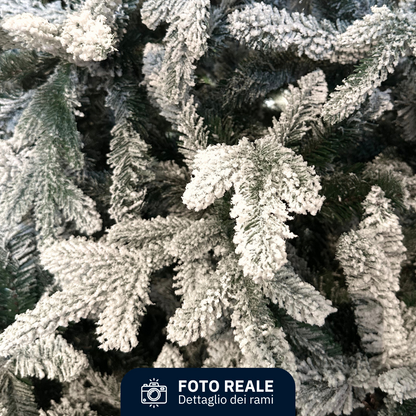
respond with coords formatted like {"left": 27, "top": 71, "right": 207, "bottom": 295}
{"left": 0, "top": 0, "right": 415, "bottom": 415}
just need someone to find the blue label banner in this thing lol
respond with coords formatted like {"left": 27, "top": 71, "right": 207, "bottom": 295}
{"left": 121, "top": 368, "right": 295, "bottom": 415}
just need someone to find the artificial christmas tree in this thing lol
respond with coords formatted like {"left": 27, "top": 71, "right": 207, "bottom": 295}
{"left": 0, "top": 0, "right": 416, "bottom": 415}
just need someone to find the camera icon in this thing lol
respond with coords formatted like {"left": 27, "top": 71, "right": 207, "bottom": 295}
{"left": 141, "top": 381, "right": 167, "bottom": 405}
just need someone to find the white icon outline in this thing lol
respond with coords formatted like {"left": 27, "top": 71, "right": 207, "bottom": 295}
{"left": 141, "top": 378, "right": 167, "bottom": 408}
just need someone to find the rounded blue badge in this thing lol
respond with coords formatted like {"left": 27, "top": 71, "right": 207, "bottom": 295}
{"left": 121, "top": 368, "right": 295, "bottom": 415}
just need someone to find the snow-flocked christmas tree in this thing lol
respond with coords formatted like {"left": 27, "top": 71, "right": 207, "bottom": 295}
{"left": 0, "top": 0, "right": 416, "bottom": 415}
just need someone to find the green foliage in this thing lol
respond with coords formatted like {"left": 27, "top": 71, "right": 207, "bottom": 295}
{"left": 0, "top": 50, "right": 58, "bottom": 93}
{"left": 106, "top": 80, "right": 148, "bottom": 135}
{"left": 0, "top": 251, "right": 21, "bottom": 330}
{"left": 0, "top": 366, "right": 38, "bottom": 416}
{"left": 380, "top": 398, "right": 416, "bottom": 416}
{"left": 106, "top": 79, "right": 156, "bottom": 221}
{"left": 222, "top": 52, "right": 304, "bottom": 110}
{"left": 396, "top": 65, "right": 416, "bottom": 142}
{"left": 397, "top": 399, "right": 416, "bottom": 416}
{"left": 0, "top": 64, "right": 102, "bottom": 238}
{"left": 0, "top": 228, "right": 42, "bottom": 331}
{"left": 278, "top": 311, "right": 344, "bottom": 361}
{"left": 13, "top": 63, "right": 83, "bottom": 168}
{"left": 296, "top": 114, "right": 372, "bottom": 172}
{"left": 318, "top": 166, "right": 406, "bottom": 226}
